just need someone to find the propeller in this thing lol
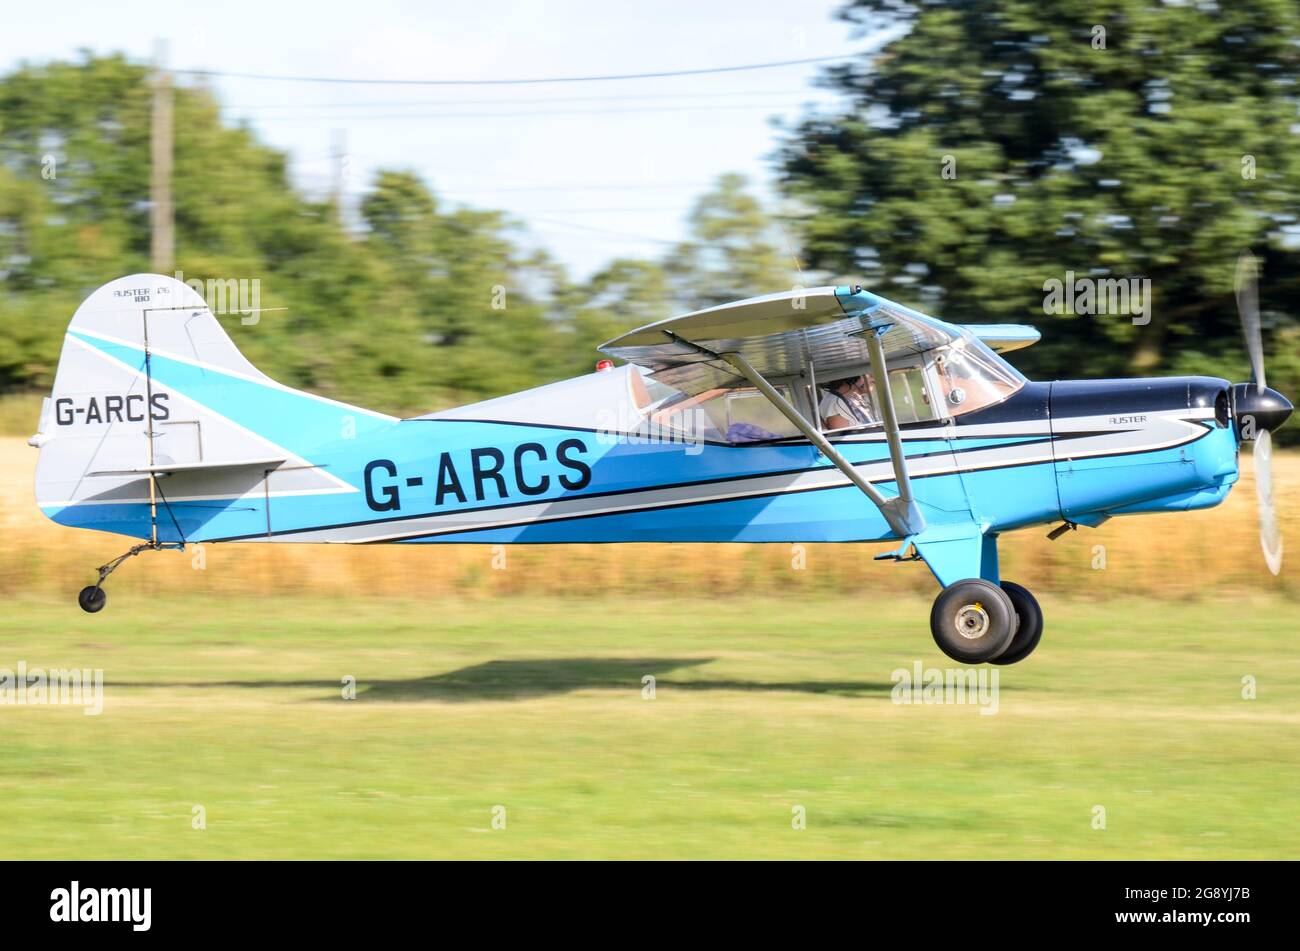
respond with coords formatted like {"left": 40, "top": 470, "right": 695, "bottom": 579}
{"left": 1234, "top": 249, "right": 1285, "bottom": 575}
{"left": 1255, "top": 428, "right": 1283, "bottom": 575}
{"left": 1236, "top": 250, "right": 1267, "bottom": 394}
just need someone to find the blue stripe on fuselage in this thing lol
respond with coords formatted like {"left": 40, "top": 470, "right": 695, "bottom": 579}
{"left": 55, "top": 332, "right": 1075, "bottom": 543}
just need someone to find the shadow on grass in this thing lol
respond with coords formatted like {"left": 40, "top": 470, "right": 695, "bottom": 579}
{"left": 359, "top": 658, "right": 895, "bottom": 702}
{"left": 108, "top": 657, "right": 897, "bottom": 702}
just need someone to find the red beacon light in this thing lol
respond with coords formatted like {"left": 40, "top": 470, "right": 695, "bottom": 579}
{"left": 595, "top": 359, "right": 615, "bottom": 372}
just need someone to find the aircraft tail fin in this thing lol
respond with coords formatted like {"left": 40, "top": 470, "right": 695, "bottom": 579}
{"left": 32, "top": 274, "right": 389, "bottom": 540}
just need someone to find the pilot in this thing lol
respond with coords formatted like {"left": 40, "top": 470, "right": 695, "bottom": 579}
{"left": 820, "top": 376, "right": 874, "bottom": 430}
{"left": 849, "top": 374, "right": 877, "bottom": 423}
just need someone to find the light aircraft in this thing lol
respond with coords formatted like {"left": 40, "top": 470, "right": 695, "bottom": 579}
{"left": 30, "top": 264, "right": 1291, "bottom": 664}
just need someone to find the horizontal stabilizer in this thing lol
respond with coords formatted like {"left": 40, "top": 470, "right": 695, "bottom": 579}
{"left": 89, "top": 458, "right": 287, "bottom": 477}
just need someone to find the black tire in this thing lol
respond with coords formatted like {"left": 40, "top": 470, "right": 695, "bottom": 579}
{"left": 990, "top": 581, "right": 1043, "bottom": 666}
{"left": 77, "top": 585, "right": 106, "bottom": 614}
{"left": 929, "top": 579, "right": 1017, "bottom": 664}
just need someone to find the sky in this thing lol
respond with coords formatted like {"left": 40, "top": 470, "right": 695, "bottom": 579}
{"left": 0, "top": 0, "right": 899, "bottom": 278}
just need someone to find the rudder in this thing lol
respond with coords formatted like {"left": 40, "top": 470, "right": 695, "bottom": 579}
{"left": 31, "top": 274, "right": 382, "bottom": 541}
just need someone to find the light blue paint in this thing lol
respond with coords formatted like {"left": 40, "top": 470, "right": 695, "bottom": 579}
{"left": 49, "top": 334, "right": 1245, "bottom": 595}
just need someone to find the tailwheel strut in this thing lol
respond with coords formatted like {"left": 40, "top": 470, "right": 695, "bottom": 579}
{"left": 78, "top": 541, "right": 184, "bottom": 614}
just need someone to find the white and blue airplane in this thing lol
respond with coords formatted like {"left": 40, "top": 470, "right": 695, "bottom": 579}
{"left": 30, "top": 268, "right": 1290, "bottom": 664}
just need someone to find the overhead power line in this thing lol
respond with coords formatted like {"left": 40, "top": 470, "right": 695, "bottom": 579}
{"left": 289, "top": 169, "right": 716, "bottom": 194}
{"left": 227, "top": 88, "right": 817, "bottom": 110}
{"left": 178, "top": 52, "right": 858, "bottom": 86}
{"left": 438, "top": 182, "right": 714, "bottom": 195}
{"left": 527, "top": 216, "right": 679, "bottom": 245}
{"left": 509, "top": 206, "right": 692, "bottom": 215}
{"left": 257, "top": 102, "right": 814, "bottom": 122}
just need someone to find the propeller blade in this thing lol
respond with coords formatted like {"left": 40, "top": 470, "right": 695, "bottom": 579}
{"left": 1254, "top": 428, "right": 1283, "bottom": 576}
{"left": 1235, "top": 249, "right": 1266, "bottom": 394}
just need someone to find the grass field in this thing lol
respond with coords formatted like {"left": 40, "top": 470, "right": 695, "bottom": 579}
{"left": 3, "top": 409, "right": 1299, "bottom": 859}
{"left": 2, "top": 593, "right": 1297, "bottom": 859}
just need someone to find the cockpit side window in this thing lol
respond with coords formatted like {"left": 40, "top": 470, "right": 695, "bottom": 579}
{"left": 725, "top": 389, "right": 799, "bottom": 443}
{"left": 647, "top": 385, "right": 800, "bottom": 444}
{"left": 817, "top": 364, "right": 938, "bottom": 431}
{"left": 887, "top": 366, "right": 937, "bottom": 424}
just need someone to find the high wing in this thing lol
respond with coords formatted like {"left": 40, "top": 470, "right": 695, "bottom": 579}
{"left": 599, "top": 285, "right": 1035, "bottom": 396}
{"left": 599, "top": 285, "right": 1039, "bottom": 539}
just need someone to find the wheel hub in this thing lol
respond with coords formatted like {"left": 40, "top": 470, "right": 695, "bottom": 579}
{"left": 954, "top": 602, "right": 989, "bottom": 639}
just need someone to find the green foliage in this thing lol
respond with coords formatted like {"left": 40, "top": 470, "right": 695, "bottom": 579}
{"left": 779, "top": 0, "right": 1300, "bottom": 419}
{"left": 7, "top": 18, "right": 1296, "bottom": 433}
{"left": 0, "top": 54, "right": 793, "bottom": 416}
{"left": 665, "top": 171, "right": 797, "bottom": 307}
{"left": 555, "top": 257, "right": 674, "bottom": 378}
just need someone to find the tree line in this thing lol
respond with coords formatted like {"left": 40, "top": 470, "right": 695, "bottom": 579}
{"left": 2, "top": 0, "right": 1297, "bottom": 431}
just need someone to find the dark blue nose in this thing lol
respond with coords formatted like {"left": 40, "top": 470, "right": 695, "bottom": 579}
{"left": 1231, "top": 383, "right": 1293, "bottom": 436}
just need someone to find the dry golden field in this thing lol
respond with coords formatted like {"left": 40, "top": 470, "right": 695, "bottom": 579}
{"left": 2, "top": 431, "right": 1295, "bottom": 602}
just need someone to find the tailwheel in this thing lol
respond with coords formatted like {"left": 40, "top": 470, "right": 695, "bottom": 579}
{"left": 929, "top": 579, "right": 1017, "bottom": 664}
{"left": 990, "top": 581, "right": 1043, "bottom": 666}
{"left": 75, "top": 540, "right": 184, "bottom": 613}
{"left": 77, "top": 585, "right": 106, "bottom": 614}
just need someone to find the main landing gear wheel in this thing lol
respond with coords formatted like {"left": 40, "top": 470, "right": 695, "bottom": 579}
{"left": 930, "top": 579, "right": 1017, "bottom": 664}
{"left": 990, "top": 581, "right": 1043, "bottom": 666}
{"left": 77, "top": 585, "right": 107, "bottom": 614}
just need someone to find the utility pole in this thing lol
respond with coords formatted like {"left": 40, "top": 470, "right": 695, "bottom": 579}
{"left": 150, "top": 38, "right": 174, "bottom": 274}
{"left": 330, "top": 128, "right": 348, "bottom": 230}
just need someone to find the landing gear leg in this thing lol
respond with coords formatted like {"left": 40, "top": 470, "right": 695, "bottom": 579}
{"left": 77, "top": 541, "right": 183, "bottom": 613}
{"left": 929, "top": 578, "right": 1018, "bottom": 664}
{"left": 990, "top": 581, "right": 1044, "bottom": 666}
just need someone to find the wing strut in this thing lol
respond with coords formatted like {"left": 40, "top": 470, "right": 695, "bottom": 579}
{"left": 863, "top": 325, "right": 920, "bottom": 523}
{"left": 663, "top": 332, "right": 925, "bottom": 538}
